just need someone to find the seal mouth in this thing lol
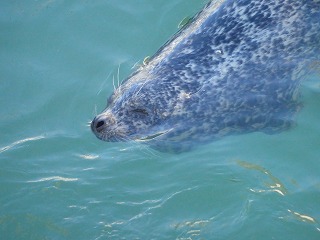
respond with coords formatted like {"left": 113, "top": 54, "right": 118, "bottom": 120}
{"left": 136, "top": 129, "right": 172, "bottom": 142}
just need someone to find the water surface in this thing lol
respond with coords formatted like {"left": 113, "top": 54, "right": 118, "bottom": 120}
{"left": 1, "top": 0, "right": 320, "bottom": 239}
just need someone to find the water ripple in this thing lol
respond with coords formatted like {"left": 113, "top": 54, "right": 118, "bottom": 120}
{"left": 128, "top": 186, "right": 198, "bottom": 222}
{"left": 27, "top": 176, "right": 79, "bottom": 183}
{"left": 0, "top": 135, "right": 44, "bottom": 154}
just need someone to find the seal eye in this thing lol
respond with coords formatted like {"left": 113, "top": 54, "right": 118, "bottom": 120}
{"left": 132, "top": 108, "right": 148, "bottom": 115}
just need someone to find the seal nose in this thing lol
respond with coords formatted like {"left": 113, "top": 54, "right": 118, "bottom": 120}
{"left": 91, "top": 116, "right": 106, "bottom": 133}
{"left": 91, "top": 114, "right": 115, "bottom": 134}
{"left": 96, "top": 120, "right": 104, "bottom": 129}
{"left": 95, "top": 119, "right": 105, "bottom": 132}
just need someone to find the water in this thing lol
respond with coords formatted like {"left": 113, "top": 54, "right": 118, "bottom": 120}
{"left": 1, "top": 0, "right": 320, "bottom": 239}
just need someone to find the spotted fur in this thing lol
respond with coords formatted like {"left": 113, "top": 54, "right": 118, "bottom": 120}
{"left": 91, "top": 0, "right": 320, "bottom": 152}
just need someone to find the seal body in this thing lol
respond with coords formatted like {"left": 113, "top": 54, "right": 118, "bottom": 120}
{"left": 91, "top": 0, "right": 320, "bottom": 152}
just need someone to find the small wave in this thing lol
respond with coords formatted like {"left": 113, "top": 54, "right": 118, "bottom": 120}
{"left": 127, "top": 186, "right": 198, "bottom": 222}
{"left": 77, "top": 154, "right": 99, "bottom": 160}
{"left": 287, "top": 209, "right": 317, "bottom": 224}
{"left": 28, "top": 176, "right": 79, "bottom": 183}
{"left": 0, "top": 135, "right": 45, "bottom": 154}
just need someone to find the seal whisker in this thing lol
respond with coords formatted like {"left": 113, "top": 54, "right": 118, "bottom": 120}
{"left": 97, "top": 70, "right": 113, "bottom": 95}
{"left": 138, "top": 143, "right": 160, "bottom": 158}
{"left": 86, "top": 120, "right": 92, "bottom": 127}
{"left": 131, "top": 60, "right": 141, "bottom": 70}
{"left": 117, "top": 63, "right": 121, "bottom": 88}
{"left": 92, "top": 104, "right": 97, "bottom": 118}
{"left": 112, "top": 74, "right": 116, "bottom": 91}
{"left": 134, "top": 80, "right": 149, "bottom": 99}
{"left": 127, "top": 138, "right": 160, "bottom": 157}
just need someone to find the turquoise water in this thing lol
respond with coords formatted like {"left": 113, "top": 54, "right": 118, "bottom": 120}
{"left": 1, "top": 0, "right": 320, "bottom": 239}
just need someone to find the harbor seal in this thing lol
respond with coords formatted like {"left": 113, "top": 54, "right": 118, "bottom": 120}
{"left": 91, "top": 0, "right": 320, "bottom": 152}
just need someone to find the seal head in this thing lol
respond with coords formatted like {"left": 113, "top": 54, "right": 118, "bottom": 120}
{"left": 91, "top": 77, "right": 198, "bottom": 150}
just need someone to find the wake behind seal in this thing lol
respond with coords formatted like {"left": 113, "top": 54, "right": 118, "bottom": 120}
{"left": 91, "top": 0, "right": 320, "bottom": 152}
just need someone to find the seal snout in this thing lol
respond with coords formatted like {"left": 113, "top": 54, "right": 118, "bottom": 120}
{"left": 91, "top": 113, "right": 116, "bottom": 135}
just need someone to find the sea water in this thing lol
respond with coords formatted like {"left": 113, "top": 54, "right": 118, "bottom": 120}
{"left": 1, "top": 1, "right": 320, "bottom": 239}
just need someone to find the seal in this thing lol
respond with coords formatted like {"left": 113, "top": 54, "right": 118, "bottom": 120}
{"left": 91, "top": 0, "right": 320, "bottom": 152}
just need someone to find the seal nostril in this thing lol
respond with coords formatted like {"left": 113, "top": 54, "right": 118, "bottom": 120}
{"left": 96, "top": 120, "right": 105, "bottom": 129}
